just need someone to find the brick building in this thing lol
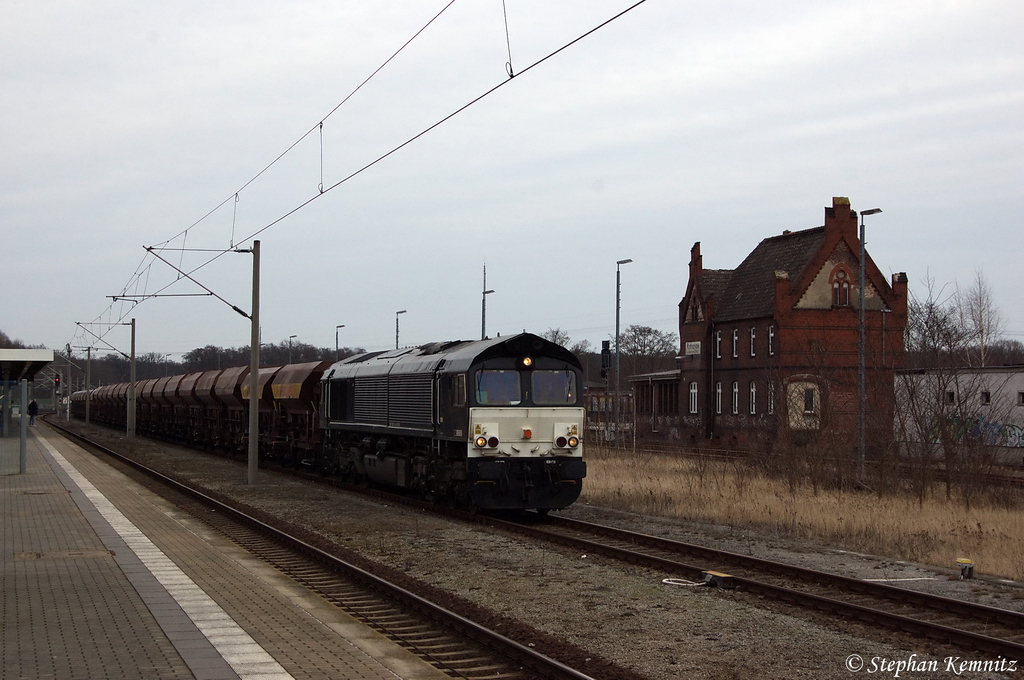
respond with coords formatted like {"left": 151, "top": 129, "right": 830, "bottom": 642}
{"left": 677, "top": 197, "right": 908, "bottom": 451}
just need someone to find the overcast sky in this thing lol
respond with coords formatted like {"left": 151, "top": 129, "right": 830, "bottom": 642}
{"left": 4, "top": 0, "right": 1022, "bottom": 360}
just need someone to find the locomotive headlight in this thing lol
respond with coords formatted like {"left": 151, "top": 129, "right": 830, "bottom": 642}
{"left": 567, "top": 435, "right": 580, "bottom": 448}
{"left": 475, "top": 436, "right": 488, "bottom": 448}
{"left": 521, "top": 356, "right": 533, "bottom": 368}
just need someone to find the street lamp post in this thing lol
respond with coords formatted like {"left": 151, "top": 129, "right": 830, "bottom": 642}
{"left": 858, "top": 207, "right": 882, "bottom": 484}
{"left": 614, "top": 258, "right": 632, "bottom": 448}
{"left": 481, "top": 265, "right": 494, "bottom": 340}
{"left": 288, "top": 335, "right": 297, "bottom": 364}
{"left": 335, "top": 325, "right": 345, "bottom": 361}
{"left": 395, "top": 310, "right": 407, "bottom": 349}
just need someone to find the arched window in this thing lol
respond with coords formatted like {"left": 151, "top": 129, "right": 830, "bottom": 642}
{"left": 829, "top": 266, "right": 852, "bottom": 307}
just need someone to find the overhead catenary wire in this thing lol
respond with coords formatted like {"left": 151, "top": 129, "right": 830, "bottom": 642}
{"left": 151, "top": 0, "right": 459, "bottom": 251}
{"left": 73, "top": 2, "right": 460, "bottom": 353}
{"left": 76, "top": 0, "right": 650, "bottom": 354}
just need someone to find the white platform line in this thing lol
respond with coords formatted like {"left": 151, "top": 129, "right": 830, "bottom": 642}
{"left": 40, "top": 437, "right": 295, "bottom": 680}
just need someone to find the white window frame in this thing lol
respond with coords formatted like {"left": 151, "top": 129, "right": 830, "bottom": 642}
{"left": 689, "top": 382, "right": 698, "bottom": 414}
{"left": 749, "top": 382, "right": 757, "bottom": 414}
{"left": 732, "top": 329, "right": 739, "bottom": 358}
{"left": 732, "top": 381, "right": 739, "bottom": 414}
{"left": 768, "top": 326, "right": 775, "bottom": 356}
{"left": 715, "top": 382, "right": 722, "bottom": 414}
{"left": 749, "top": 327, "right": 756, "bottom": 356}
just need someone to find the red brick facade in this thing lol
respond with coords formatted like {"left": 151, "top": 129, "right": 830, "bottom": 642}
{"left": 677, "top": 197, "right": 907, "bottom": 451}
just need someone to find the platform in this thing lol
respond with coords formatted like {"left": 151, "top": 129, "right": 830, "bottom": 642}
{"left": 1, "top": 424, "right": 450, "bottom": 680}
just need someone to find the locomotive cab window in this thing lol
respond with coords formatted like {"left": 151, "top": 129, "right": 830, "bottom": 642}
{"left": 475, "top": 370, "right": 521, "bottom": 405}
{"left": 451, "top": 373, "right": 466, "bottom": 407}
{"left": 532, "top": 370, "right": 576, "bottom": 405}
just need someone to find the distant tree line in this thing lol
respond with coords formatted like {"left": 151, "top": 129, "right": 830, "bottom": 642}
{"left": 0, "top": 330, "right": 46, "bottom": 350}
{"left": 541, "top": 325, "right": 679, "bottom": 385}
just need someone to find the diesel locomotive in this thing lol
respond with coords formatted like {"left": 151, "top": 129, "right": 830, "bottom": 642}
{"left": 72, "top": 333, "right": 587, "bottom": 512}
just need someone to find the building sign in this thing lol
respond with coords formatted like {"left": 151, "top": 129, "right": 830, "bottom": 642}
{"left": 685, "top": 341, "right": 701, "bottom": 356}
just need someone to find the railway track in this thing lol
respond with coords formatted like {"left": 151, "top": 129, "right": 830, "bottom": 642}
{"left": 478, "top": 512, "right": 1024, "bottom": 662}
{"left": 54, "top": 417, "right": 1024, "bottom": 666}
{"left": 48, "top": 420, "right": 601, "bottom": 680}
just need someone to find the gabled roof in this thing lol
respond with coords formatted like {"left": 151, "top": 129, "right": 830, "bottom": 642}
{"left": 700, "top": 269, "right": 734, "bottom": 303}
{"left": 714, "top": 226, "right": 825, "bottom": 322}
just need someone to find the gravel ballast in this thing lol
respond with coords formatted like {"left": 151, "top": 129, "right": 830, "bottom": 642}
{"left": 57, "top": 422, "right": 1018, "bottom": 679}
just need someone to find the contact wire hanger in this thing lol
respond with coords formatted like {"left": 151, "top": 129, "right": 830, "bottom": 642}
{"left": 318, "top": 122, "right": 325, "bottom": 194}
{"left": 503, "top": 0, "right": 515, "bottom": 77}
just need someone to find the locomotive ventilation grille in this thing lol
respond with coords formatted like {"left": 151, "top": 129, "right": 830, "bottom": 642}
{"left": 353, "top": 375, "right": 433, "bottom": 426}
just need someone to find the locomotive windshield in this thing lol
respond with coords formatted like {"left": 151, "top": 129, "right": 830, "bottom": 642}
{"left": 475, "top": 370, "right": 522, "bottom": 405}
{"left": 532, "top": 370, "right": 577, "bottom": 405}
{"left": 474, "top": 368, "right": 578, "bottom": 406}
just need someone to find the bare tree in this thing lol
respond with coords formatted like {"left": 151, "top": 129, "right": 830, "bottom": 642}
{"left": 955, "top": 268, "right": 1004, "bottom": 367}
{"left": 896, "top": 274, "right": 1011, "bottom": 505}
{"left": 615, "top": 325, "right": 678, "bottom": 377}
{"left": 541, "top": 328, "right": 592, "bottom": 357}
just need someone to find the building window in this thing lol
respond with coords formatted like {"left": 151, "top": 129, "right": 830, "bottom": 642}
{"left": 749, "top": 327, "right": 756, "bottom": 356}
{"left": 715, "top": 331, "right": 722, "bottom": 359}
{"left": 981, "top": 391, "right": 992, "bottom": 406}
{"left": 946, "top": 391, "right": 956, "bottom": 405}
{"left": 749, "top": 382, "right": 757, "bottom": 414}
{"left": 767, "top": 382, "right": 775, "bottom": 415}
{"left": 830, "top": 266, "right": 851, "bottom": 307}
{"left": 732, "top": 329, "right": 739, "bottom": 358}
{"left": 1019, "top": 391, "right": 1024, "bottom": 406}
{"left": 732, "top": 381, "right": 739, "bottom": 414}
{"left": 804, "top": 388, "right": 816, "bottom": 414}
{"left": 689, "top": 382, "right": 698, "bottom": 414}
{"left": 768, "top": 326, "right": 775, "bottom": 356}
{"left": 715, "top": 382, "right": 722, "bottom": 414}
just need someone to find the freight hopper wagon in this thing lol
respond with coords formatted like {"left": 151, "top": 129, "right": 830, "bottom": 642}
{"left": 319, "top": 333, "right": 587, "bottom": 511}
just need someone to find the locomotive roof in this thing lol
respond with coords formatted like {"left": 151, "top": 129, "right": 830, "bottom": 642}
{"left": 323, "top": 333, "right": 580, "bottom": 381}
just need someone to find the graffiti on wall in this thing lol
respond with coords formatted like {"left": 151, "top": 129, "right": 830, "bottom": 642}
{"left": 929, "top": 415, "right": 1024, "bottom": 448}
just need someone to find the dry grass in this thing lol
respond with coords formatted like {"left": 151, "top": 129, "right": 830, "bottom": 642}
{"left": 580, "top": 445, "right": 1024, "bottom": 581}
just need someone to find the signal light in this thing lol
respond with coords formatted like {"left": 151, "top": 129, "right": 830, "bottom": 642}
{"left": 487, "top": 436, "right": 499, "bottom": 448}
{"left": 556, "top": 436, "right": 568, "bottom": 448}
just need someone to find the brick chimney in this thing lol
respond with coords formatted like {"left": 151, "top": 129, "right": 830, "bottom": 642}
{"left": 689, "top": 242, "right": 703, "bottom": 279}
{"left": 824, "top": 196, "right": 857, "bottom": 240}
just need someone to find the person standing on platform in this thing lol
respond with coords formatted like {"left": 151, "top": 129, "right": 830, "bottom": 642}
{"left": 28, "top": 399, "right": 38, "bottom": 426}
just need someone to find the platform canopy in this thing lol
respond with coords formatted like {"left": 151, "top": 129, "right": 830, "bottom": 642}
{"left": 0, "top": 349, "right": 55, "bottom": 382}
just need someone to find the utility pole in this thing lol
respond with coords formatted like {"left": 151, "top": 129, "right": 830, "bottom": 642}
{"left": 248, "top": 240, "right": 260, "bottom": 486}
